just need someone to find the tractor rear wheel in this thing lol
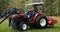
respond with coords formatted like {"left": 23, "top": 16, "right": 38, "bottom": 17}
{"left": 36, "top": 15, "right": 48, "bottom": 28}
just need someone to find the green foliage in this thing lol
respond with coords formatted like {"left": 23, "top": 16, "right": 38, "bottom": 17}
{"left": 58, "top": 1, "right": 60, "bottom": 16}
{"left": 10, "top": 0, "right": 25, "bottom": 11}
{"left": 45, "top": 0, "right": 57, "bottom": 16}
{"left": 0, "top": 0, "right": 10, "bottom": 14}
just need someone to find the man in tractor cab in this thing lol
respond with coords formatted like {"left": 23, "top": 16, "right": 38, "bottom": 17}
{"left": 33, "top": 5, "right": 38, "bottom": 13}
{"left": 26, "top": 7, "right": 34, "bottom": 19}
{"left": 26, "top": 5, "right": 38, "bottom": 19}
{"left": 33, "top": 4, "right": 45, "bottom": 15}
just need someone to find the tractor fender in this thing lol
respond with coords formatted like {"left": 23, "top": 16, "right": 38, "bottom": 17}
{"left": 30, "top": 13, "right": 40, "bottom": 24}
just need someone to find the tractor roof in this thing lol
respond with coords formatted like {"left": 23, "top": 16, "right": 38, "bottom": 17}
{"left": 25, "top": 2, "right": 44, "bottom": 6}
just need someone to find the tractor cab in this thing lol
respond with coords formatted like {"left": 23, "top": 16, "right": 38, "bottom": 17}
{"left": 25, "top": 2, "right": 45, "bottom": 18}
{"left": 25, "top": 2, "right": 44, "bottom": 14}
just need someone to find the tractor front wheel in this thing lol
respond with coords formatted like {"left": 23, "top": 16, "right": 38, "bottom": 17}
{"left": 19, "top": 22, "right": 28, "bottom": 31}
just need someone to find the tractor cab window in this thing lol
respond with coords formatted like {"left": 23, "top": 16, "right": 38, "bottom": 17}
{"left": 37, "top": 5, "right": 43, "bottom": 12}
{"left": 26, "top": 5, "right": 33, "bottom": 11}
{"left": 26, "top": 5, "right": 43, "bottom": 12}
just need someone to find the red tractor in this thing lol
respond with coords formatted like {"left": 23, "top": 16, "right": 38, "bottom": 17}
{"left": 0, "top": 2, "right": 57, "bottom": 31}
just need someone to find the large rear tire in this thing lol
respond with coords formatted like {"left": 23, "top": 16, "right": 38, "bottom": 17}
{"left": 36, "top": 15, "right": 48, "bottom": 28}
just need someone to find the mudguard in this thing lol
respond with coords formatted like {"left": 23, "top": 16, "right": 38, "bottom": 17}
{"left": 29, "top": 13, "right": 40, "bottom": 24}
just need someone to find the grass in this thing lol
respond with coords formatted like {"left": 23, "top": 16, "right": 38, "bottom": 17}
{"left": 0, "top": 16, "right": 60, "bottom": 32}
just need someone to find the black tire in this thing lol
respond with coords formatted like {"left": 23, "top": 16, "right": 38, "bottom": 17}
{"left": 19, "top": 22, "right": 28, "bottom": 31}
{"left": 36, "top": 15, "right": 48, "bottom": 28}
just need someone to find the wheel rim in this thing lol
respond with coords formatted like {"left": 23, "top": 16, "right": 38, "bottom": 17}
{"left": 22, "top": 24, "right": 27, "bottom": 30}
{"left": 40, "top": 18, "right": 46, "bottom": 26}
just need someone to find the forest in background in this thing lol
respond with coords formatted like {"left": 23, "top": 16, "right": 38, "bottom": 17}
{"left": 0, "top": 0, "right": 59, "bottom": 16}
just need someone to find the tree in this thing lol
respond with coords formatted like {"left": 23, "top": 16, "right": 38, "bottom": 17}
{"left": 45, "top": 0, "right": 57, "bottom": 16}
{"left": 0, "top": 0, "right": 10, "bottom": 15}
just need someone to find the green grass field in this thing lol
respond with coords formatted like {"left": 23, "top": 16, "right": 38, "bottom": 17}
{"left": 0, "top": 16, "right": 60, "bottom": 32}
